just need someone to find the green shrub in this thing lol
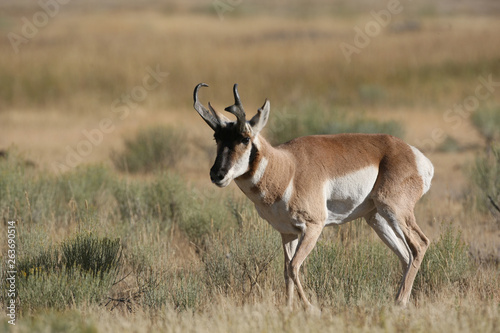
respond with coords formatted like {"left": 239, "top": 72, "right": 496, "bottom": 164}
{"left": 437, "top": 136, "right": 461, "bottom": 153}
{"left": 111, "top": 126, "right": 187, "bottom": 173}
{"left": 112, "top": 172, "right": 189, "bottom": 226}
{"left": 0, "top": 154, "right": 113, "bottom": 224}
{"left": 112, "top": 178, "right": 148, "bottom": 224}
{"left": 358, "top": 84, "right": 386, "bottom": 105}
{"left": 414, "top": 223, "right": 473, "bottom": 295}
{"left": 112, "top": 172, "right": 234, "bottom": 243}
{"left": 307, "top": 225, "right": 398, "bottom": 306}
{"left": 17, "top": 246, "right": 59, "bottom": 280}
{"left": 266, "top": 102, "right": 404, "bottom": 145}
{"left": 61, "top": 233, "right": 122, "bottom": 279}
{"left": 138, "top": 267, "right": 206, "bottom": 312}
{"left": 180, "top": 194, "right": 236, "bottom": 245}
{"left": 306, "top": 222, "right": 473, "bottom": 305}
{"left": 469, "top": 145, "right": 500, "bottom": 213}
{"left": 56, "top": 164, "right": 114, "bottom": 211}
{"left": 15, "top": 231, "right": 122, "bottom": 314}
{"left": 202, "top": 210, "right": 280, "bottom": 298}
{"left": 168, "top": 271, "right": 206, "bottom": 311}
{"left": 145, "top": 173, "right": 192, "bottom": 224}
{"left": 0, "top": 150, "right": 45, "bottom": 223}
{"left": 471, "top": 106, "right": 500, "bottom": 149}
{"left": 202, "top": 240, "right": 232, "bottom": 295}
{"left": 17, "top": 231, "right": 122, "bottom": 281}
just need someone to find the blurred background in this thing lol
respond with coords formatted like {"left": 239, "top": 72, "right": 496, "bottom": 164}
{"left": 1, "top": 0, "right": 499, "bottom": 172}
{"left": 0, "top": 1, "right": 499, "bottom": 329}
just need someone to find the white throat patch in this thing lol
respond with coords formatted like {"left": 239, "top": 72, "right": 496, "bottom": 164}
{"left": 223, "top": 144, "right": 253, "bottom": 184}
{"left": 252, "top": 157, "right": 268, "bottom": 185}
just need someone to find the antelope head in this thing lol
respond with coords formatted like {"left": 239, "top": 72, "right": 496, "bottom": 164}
{"left": 193, "top": 83, "right": 270, "bottom": 187}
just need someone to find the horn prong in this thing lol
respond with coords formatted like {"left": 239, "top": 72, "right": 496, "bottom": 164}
{"left": 233, "top": 84, "right": 241, "bottom": 106}
{"left": 224, "top": 83, "right": 246, "bottom": 132}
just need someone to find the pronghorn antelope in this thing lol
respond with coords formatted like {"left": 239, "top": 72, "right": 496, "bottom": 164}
{"left": 193, "top": 83, "right": 434, "bottom": 309}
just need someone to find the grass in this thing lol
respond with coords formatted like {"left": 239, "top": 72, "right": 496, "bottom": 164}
{"left": 470, "top": 144, "right": 500, "bottom": 214}
{"left": 3, "top": 299, "right": 499, "bottom": 333}
{"left": 266, "top": 101, "right": 404, "bottom": 145}
{"left": 14, "top": 230, "right": 122, "bottom": 314}
{"left": 0, "top": 151, "right": 114, "bottom": 225}
{"left": 1, "top": 4, "right": 499, "bottom": 114}
{"left": 111, "top": 126, "right": 188, "bottom": 173}
{"left": 202, "top": 211, "right": 281, "bottom": 299}
{"left": 414, "top": 223, "right": 474, "bottom": 296}
{"left": 1, "top": 145, "right": 498, "bottom": 331}
{"left": 308, "top": 230, "right": 399, "bottom": 306}
{"left": 436, "top": 136, "right": 461, "bottom": 153}
{"left": 470, "top": 106, "right": 500, "bottom": 150}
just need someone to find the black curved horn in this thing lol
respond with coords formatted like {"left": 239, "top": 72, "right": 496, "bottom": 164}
{"left": 193, "top": 83, "right": 220, "bottom": 131}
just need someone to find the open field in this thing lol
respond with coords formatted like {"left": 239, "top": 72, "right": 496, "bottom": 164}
{"left": 1, "top": 1, "right": 499, "bottom": 332}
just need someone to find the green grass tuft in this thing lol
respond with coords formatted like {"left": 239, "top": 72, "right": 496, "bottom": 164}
{"left": 61, "top": 233, "right": 122, "bottom": 279}
{"left": 14, "top": 231, "right": 122, "bottom": 314}
{"left": 469, "top": 144, "right": 500, "bottom": 213}
{"left": 267, "top": 102, "right": 404, "bottom": 145}
{"left": 307, "top": 222, "right": 398, "bottom": 306}
{"left": 111, "top": 126, "right": 188, "bottom": 173}
{"left": 471, "top": 106, "right": 500, "bottom": 148}
{"left": 414, "top": 223, "right": 474, "bottom": 296}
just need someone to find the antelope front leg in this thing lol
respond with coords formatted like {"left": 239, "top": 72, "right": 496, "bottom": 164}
{"left": 281, "top": 233, "right": 299, "bottom": 308}
{"left": 287, "top": 223, "right": 323, "bottom": 310}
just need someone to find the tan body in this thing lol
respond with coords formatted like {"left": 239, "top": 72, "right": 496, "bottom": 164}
{"left": 193, "top": 84, "right": 433, "bottom": 309}
{"left": 235, "top": 133, "right": 432, "bottom": 308}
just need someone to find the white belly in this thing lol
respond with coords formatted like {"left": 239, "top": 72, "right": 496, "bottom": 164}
{"left": 255, "top": 201, "right": 305, "bottom": 235}
{"left": 238, "top": 165, "right": 378, "bottom": 233}
{"left": 324, "top": 166, "right": 379, "bottom": 225}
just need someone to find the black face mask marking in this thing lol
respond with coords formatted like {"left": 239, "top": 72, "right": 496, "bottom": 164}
{"left": 210, "top": 125, "right": 253, "bottom": 186}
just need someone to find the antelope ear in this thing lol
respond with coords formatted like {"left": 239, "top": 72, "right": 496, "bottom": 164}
{"left": 249, "top": 99, "right": 270, "bottom": 135}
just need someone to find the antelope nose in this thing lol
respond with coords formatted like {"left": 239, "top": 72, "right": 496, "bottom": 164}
{"left": 210, "top": 168, "right": 226, "bottom": 184}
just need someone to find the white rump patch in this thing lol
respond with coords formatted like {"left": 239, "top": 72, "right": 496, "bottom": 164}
{"left": 410, "top": 146, "right": 434, "bottom": 195}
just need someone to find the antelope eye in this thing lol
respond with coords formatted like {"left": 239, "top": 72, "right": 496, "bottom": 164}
{"left": 241, "top": 137, "right": 250, "bottom": 145}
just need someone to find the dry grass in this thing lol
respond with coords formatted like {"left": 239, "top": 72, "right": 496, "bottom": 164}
{"left": 1, "top": 5, "right": 499, "bottom": 166}
{"left": 0, "top": 1, "right": 499, "bottom": 332}
{"left": 6, "top": 296, "right": 499, "bottom": 333}
{"left": 2, "top": 12, "right": 500, "bottom": 109}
